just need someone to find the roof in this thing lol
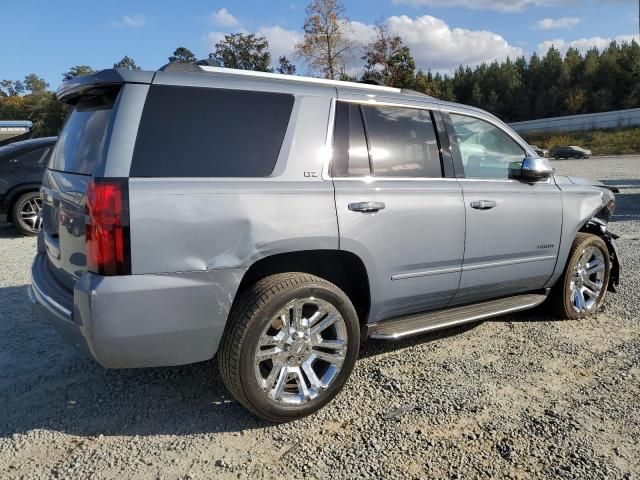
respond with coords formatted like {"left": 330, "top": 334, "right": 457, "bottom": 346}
{"left": 0, "top": 136, "right": 57, "bottom": 156}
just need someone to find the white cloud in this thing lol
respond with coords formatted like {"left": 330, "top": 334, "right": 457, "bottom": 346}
{"left": 112, "top": 14, "right": 147, "bottom": 28}
{"left": 536, "top": 17, "right": 581, "bottom": 30}
{"left": 257, "top": 26, "right": 303, "bottom": 62}
{"left": 357, "top": 15, "right": 523, "bottom": 72}
{"left": 537, "top": 34, "right": 639, "bottom": 54}
{"left": 392, "top": 0, "right": 573, "bottom": 12}
{"left": 210, "top": 8, "right": 240, "bottom": 28}
{"left": 204, "top": 14, "right": 523, "bottom": 74}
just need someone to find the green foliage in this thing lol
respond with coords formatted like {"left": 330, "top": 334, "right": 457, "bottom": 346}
{"left": 277, "top": 56, "right": 297, "bottom": 75}
{"left": 168, "top": 47, "right": 196, "bottom": 64}
{"left": 362, "top": 21, "right": 415, "bottom": 88}
{"left": 113, "top": 55, "right": 140, "bottom": 70}
{"left": 62, "top": 65, "right": 96, "bottom": 81}
{"left": 430, "top": 40, "right": 640, "bottom": 122}
{"left": 522, "top": 127, "right": 640, "bottom": 156}
{"left": 210, "top": 33, "right": 272, "bottom": 72}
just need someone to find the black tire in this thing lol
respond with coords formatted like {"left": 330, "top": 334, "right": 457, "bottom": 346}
{"left": 218, "top": 273, "right": 360, "bottom": 422}
{"left": 547, "top": 233, "right": 610, "bottom": 320}
{"left": 11, "top": 191, "right": 42, "bottom": 236}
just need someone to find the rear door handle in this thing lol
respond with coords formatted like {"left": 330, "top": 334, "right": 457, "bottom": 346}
{"left": 470, "top": 200, "right": 497, "bottom": 210}
{"left": 348, "top": 201, "right": 386, "bottom": 213}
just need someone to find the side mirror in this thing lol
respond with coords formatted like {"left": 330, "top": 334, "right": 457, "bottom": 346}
{"left": 509, "top": 157, "right": 554, "bottom": 182}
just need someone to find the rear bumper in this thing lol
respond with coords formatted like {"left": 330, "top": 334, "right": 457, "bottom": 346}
{"left": 30, "top": 252, "right": 244, "bottom": 368}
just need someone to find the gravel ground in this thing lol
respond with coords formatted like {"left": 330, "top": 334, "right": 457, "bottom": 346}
{"left": 1, "top": 156, "right": 639, "bottom": 480}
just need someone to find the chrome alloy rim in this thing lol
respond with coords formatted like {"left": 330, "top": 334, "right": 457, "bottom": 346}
{"left": 570, "top": 246, "right": 606, "bottom": 313}
{"left": 254, "top": 298, "right": 348, "bottom": 405}
{"left": 20, "top": 197, "right": 43, "bottom": 232}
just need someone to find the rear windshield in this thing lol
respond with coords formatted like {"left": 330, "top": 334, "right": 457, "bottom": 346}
{"left": 130, "top": 85, "right": 294, "bottom": 177}
{"left": 49, "top": 89, "right": 119, "bottom": 175}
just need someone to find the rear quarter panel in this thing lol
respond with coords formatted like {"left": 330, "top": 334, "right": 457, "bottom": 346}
{"left": 128, "top": 94, "right": 339, "bottom": 275}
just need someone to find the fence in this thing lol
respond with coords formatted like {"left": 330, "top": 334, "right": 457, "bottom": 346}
{"left": 509, "top": 108, "right": 640, "bottom": 134}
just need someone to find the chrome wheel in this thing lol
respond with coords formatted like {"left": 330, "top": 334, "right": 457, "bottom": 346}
{"left": 569, "top": 246, "right": 606, "bottom": 313}
{"left": 19, "top": 196, "right": 43, "bottom": 233}
{"left": 254, "top": 298, "right": 348, "bottom": 405}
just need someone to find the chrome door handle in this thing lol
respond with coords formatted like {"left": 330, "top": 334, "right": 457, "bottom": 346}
{"left": 348, "top": 201, "right": 386, "bottom": 213}
{"left": 470, "top": 200, "right": 497, "bottom": 210}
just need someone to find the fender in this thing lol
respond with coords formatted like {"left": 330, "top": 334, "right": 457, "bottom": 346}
{"left": 2, "top": 182, "right": 42, "bottom": 214}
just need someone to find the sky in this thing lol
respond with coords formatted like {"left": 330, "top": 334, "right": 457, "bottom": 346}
{"left": 1, "top": 0, "right": 638, "bottom": 89}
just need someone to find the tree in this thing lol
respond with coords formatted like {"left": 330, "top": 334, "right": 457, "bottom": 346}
{"left": 210, "top": 33, "right": 272, "bottom": 71}
{"left": 277, "top": 56, "right": 297, "bottom": 75}
{"left": 295, "top": 0, "right": 355, "bottom": 79}
{"left": 62, "top": 65, "right": 96, "bottom": 81}
{"left": 0, "top": 79, "right": 25, "bottom": 97}
{"left": 23, "top": 74, "right": 48, "bottom": 94}
{"left": 362, "top": 21, "right": 415, "bottom": 88}
{"left": 169, "top": 47, "right": 196, "bottom": 64}
{"left": 113, "top": 55, "right": 140, "bottom": 70}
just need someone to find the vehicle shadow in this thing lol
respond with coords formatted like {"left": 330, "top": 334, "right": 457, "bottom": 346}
{"left": 359, "top": 307, "right": 560, "bottom": 360}
{"left": 1, "top": 282, "right": 551, "bottom": 438}
{"left": 600, "top": 179, "right": 640, "bottom": 222}
{"left": 0, "top": 222, "right": 21, "bottom": 239}
{"left": 0, "top": 285, "right": 270, "bottom": 438}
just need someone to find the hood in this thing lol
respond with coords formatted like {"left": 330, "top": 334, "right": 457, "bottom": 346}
{"left": 566, "top": 176, "right": 619, "bottom": 193}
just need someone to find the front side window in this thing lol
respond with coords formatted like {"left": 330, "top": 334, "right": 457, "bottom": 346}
{"left": 361, "top": 105, "right": 442, "bottom": 178}
{"left": 449, "top": 113, "right": 524, "bottom": 179}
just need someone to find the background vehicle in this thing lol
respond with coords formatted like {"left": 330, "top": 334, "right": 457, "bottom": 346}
{"left": 529, "top": 144, "right": 549, "bottom": 157}
{"left": 553, "top": 145, "right": 592, "bottom": 159}
{"left": 0, "top": 137, "right": 56, "bottom": 235}
{"left": 29, "top": 67, "right": 619, "bottom": 422}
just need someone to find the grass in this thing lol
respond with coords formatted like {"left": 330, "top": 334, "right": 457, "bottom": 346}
{"left": 521, "top": 127, "right": 640, "bottom": 156}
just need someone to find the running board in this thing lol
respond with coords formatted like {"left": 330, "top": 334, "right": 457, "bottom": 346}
{"left": 368, "top": 291, "right": 549, "bottom": 340}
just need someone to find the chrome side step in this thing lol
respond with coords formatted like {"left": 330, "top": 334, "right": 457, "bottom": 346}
{"left": 368, "top": 291, "right": 549, "bottom": 340}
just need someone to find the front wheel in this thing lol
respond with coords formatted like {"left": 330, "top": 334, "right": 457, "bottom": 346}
{"left": 218, "top": 273, "right": 360, "bottom": 422}
{"left": 548, "top": 233, "right": 610, "bottom": 319}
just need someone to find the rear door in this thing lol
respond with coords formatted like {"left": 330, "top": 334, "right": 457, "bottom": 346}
{"left": 444, "top": 112, "right": 562, "bottom": 305}
{"left": 332, "top": 99, "right": 465, "bottom": 322}
{"left": 41, "top": 88, "right": 121, "bottom": 289}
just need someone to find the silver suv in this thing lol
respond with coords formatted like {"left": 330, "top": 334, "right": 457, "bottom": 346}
{"left": 30, "top": 65, "right": 620, "bottom": 422}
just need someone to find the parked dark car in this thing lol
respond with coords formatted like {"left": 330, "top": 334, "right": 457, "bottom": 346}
{"left": 552, "top": 145, "right": 592, "bottom": 159}
{"left": 530, "top": 145, "right": 549, "bottom": 157}
{"left": 0, "top": 137, "right": 57, "bottom": 235}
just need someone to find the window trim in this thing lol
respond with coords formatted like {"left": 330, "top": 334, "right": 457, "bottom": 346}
{"left": 325, "top": 98, "right": 533, "bottom": 183}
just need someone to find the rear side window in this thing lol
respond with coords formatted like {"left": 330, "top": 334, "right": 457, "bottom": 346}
{"left": 331, "top": 102, "right": 371, "bottom": 177}
{"left": 50, "top": 90, "right": 119, "bottom": 175}
{"left": 131, "top": 85, "right": 294, "bottom": 177}
{"left": 15, "top": 147, "right": 48, "bottom": 165}
{"left": 361, "top": 105, "right": 442, "bottom": 178}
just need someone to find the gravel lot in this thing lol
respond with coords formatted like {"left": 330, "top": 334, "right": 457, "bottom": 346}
{"left": 1, "top": 156, "right": 639, "bottom": 480}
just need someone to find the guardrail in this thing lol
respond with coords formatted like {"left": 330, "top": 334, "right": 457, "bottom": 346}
{"left": 509, "top": 108, "right": 640, "bottom": 134}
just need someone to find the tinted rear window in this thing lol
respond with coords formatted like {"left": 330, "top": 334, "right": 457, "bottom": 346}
{"left": 130, "top": 85, "right": 294, "bottom": 177}
{"left": 361, "top": 105, "right": 442, "bottom": 178}
{"left": 50, "top": 90, "right": 119, "bottom": 175}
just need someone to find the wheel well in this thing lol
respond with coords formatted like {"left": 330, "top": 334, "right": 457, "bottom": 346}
{"left": 236, "top": 250, "right": 371, "bottom": 325}
{"left": 6, "top": 187, "right": 40, "bottom": 221}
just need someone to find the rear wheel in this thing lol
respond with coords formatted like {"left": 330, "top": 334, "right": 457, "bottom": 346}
{"left": 548, "top": 233, "right": 610, "bottom": 319}
{"left": 11, "top": 191, "right": 43, "bottom": 236}
{"left": 218, "top": 273, "right": 360, "bottom": 422}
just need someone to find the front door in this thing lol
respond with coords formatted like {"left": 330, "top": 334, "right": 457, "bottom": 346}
{"left": 331, "top": 100, "right": 466, "bottom": 322}
{"left": 445, "top": 112, "right": 562, "bottom": 305}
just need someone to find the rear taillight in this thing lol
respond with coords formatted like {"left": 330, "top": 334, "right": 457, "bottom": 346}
{"left": 85, "top": 178, "right": 131, "bottom": 276}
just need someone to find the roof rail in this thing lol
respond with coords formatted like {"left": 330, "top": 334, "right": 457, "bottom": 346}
{"left": 197, "top": 66, "right": 402, "bottom": 92}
